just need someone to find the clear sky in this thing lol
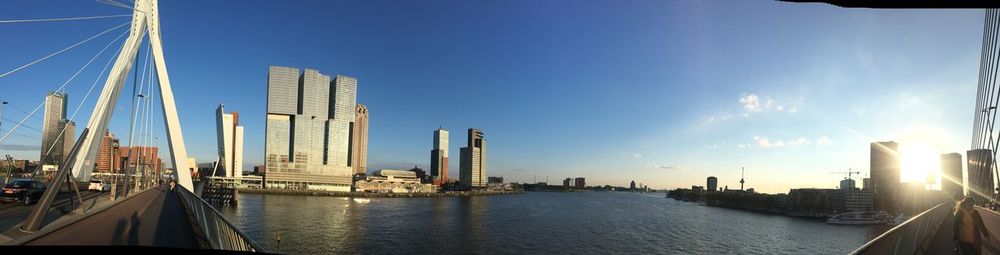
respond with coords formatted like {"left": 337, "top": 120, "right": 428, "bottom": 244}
{"left": 0, "top": 1, "right": 986, "bottom": 193}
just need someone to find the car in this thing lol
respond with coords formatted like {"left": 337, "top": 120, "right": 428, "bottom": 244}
{"left": 88, "top": 179, "right": 111, "bottom": 192}
{"left": 0, "top": 180, "right": 47, "bottom": 206}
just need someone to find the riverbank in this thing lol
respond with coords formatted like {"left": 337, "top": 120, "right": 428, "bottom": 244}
{"left": 237, "top": 188, "right": 523, "bottom": 198}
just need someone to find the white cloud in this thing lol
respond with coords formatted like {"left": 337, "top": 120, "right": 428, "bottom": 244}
{"left": 788, "top": 137, "right": 812, "bottom": 146}
{"left": 740, "top": 94, "right": 763, "bottom": 113}
{"left": 621, "top": 153, "right": 644, "bottom": 159}
{"left": 650, "top": 164, "right": 682, "bottom": 170}
{"left": 817, "top": 136, "right": 833, "bottom": 145}
{"left": 705, "top": 93, "right": 803, "bottom": 124}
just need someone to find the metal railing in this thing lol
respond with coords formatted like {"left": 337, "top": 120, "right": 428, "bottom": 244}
{"left": 175, "top": 185, "right": 263, "bottom": 252}
{"left": 851, "top": 202, "right": 955, "bottom": 255}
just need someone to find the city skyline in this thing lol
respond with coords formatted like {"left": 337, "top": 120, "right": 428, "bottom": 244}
{"left": 0, "top": 1, "right": 985, "bottom": 192}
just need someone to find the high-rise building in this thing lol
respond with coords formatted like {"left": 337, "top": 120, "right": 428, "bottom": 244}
{"left": 574, "top": 177, "right": 586, "bottom": 189}
{"left": 115, "top": 146, "right": 161, "bottom": 177}
{"left": 839, "top": 179, "right": 857, "bottom": 190}
{"left": 941, "top": 153, "right": 963, "bottom": 199}
{"left": 630, "top": 180, "right": 636, "bottom": 191}
{"left": 862, "top": 178, "right": 872, "bottom": 190}
{"left": 63, "top": 120, "right": 76, "bottom": 157}
{"left": 563, "top": 178, "right": 572, "bottom": 189}
{"left": 40, "top": 91, "right": 70, "bottom": 165}
{"left": 968, "top": 149, "right": 994, "bottom": 203}
{"left": 431, "top": 128, "right": 449, "bottom": 185}
{"left": 216, "top": 104, "right": 244, "bottom": 179}
{"left": 95, "top": 131, "right": 120, "bottom": 173}
{"left": 707, "top": 176, "right": 718, "bottom": 192}
{"left": 349, "top": 104, "right": 369, "bottom": 176}
{"left": 264, "top": 66, "right": 356, "bottom": 191}
{"left": 460, "top": 128, "right": 486, "bottom": 189}
{"left": 871, "top": 141, "right": 900, "bottom": 213}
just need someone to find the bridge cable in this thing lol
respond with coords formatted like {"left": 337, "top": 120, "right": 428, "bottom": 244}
{"left": 0, "top": 21, "right": 129, "bottom": 79}
{"left": 0, "top": 26, "right": 130, "bottom": 145}
{"left": 0, "top": 14, "right": 131, "bottom": 24}
{"left": 29, "top": 29, "right": 129, "bottom": 179}
{"left": 124, "top": 39, "right": 151, "bottom": 195}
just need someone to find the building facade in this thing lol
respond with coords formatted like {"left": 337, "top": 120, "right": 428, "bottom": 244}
{"left": 215, "top": 104, "right": 244, "bottom": 179}
{"left": 264, "top": 66, "right": 356, "bottom": 191}
{"left": 460, "top": 128, "right": 486, "bottom": 189}
{"left": 968, "top": 149, "right": 994, "bottom": 203}
{"left": 941, "top": 153, "right": 963, "bottom": 199}
{"left": 354, "top": 169, "right": 436, "bottom": 193}
{"left": 707, "top": 176, "right": 718, "bottom": 192}
{"left": 115, "top": 146, "right": 162, "bottom": 178}
{"left": 95, "top": 131, "right": 120, "bottom": 173}
{"left": 40, "top": 91, "right": 72, "bottom": 165}
{"left": 871, "top": 141, "right": 900, "bottom": 213}
{"left": 574, "top": 177, "right": 586, "bottom": 189}
{"left": 431, "top": 128, "right": 449, "bottom": 185}
{"left": 349, "top": 104, "right": 369, "bottom": 176}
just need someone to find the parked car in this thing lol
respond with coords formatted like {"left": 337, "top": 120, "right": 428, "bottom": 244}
{"left": 89, "top": 179, "right": 111, "bottom": 192}
{"left": 1, "top": 180, "right": 47, "bottom": 206}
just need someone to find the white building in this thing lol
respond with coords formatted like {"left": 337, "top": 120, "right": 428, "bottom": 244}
{"left": 355, "top": 169, "right": 436, "bottom": 193}
{"left": 215, "top": 104, "right": 243, "bottom": 179}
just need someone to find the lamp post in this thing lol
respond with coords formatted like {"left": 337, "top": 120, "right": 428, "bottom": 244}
{"left": 0, "top": 101, "right": 8, "bottom": 134}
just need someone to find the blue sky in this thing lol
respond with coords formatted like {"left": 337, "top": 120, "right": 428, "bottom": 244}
{"left": 0, "top": 1, "right": 985, "bottom": 193}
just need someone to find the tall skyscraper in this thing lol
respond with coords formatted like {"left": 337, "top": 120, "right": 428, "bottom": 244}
{"left": 941, "top": 153, "right": 963, "bottom": 199}
{"left": 216, "top": 104, "right": 244, "bottom": 178}
{"left": 575, "top": 177, "right": 586, "bottom": 189}
{"left": 707, "top": 176, "right": 718, "bottom": 192}
{"left": 349, "top": 104, "right": 369, "bottom": 176}
{"left": 264, "top": 66, "right": 356, "bottom": 191}
{"left": 63, "top": 120, "right": 75, "bottom": 158}
{"left": 870, "top": 141, "right": 900, "bottom": 213}
{"left": 460, "top": 128, "right": 486, "bottom": 189}
{"left": 968, "top": 149, "right": 994, "bottom": 203}
{"left": 40, "top": 91, "right": 70, "bottom": 165}
{"left": 96, "top": 130, "right": 120, "bottom": 173}
{"left": 431, "top": 128, "right": 449, "bottom": 185}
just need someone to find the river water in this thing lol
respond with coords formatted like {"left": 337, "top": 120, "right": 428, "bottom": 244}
{"left": 218, "top": 191, "right": 885, "bottom": 254}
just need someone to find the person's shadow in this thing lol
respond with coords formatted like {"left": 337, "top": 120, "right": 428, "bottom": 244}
{"left": 127, "top": 212, "right": 140, "bottom": 244}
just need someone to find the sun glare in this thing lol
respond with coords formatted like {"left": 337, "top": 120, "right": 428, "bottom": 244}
{"left": 899, "top": 143, "right": 941, "bottom": 185}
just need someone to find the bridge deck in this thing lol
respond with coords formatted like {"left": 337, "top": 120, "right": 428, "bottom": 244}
{"left": 926, "top": 207, "right": 1000, "bottom": 254}
{"left": 26, "top": 186, "right": 202, "bottom": 247}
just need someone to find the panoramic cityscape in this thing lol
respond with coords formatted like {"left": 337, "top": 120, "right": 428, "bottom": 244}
{"left": 1, "top": 0, "right": 1000, "bottom": 254}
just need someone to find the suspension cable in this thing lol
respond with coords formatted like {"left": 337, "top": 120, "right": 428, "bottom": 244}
{"left": 0, "top": 21, "right": 129, "bottom": 79}
{"left": 0, "top": 14, "right": 131, "bottom": 24}
{"left": 0, "top": 27, "right": 130, "bottom": 145}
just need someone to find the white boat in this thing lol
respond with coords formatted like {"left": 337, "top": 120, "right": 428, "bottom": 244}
{"left": 826, "top": 211, "right": 892, "bottom": 225}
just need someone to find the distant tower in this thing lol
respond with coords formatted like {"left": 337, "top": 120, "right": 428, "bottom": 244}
{"left": 460, "top": 128, "right": 486, "bottom": 188}
{"left": 215, "top": 104, "right": 243, "bottom": 179}
{"left": 706, "top": 176, "right": 718, "bottom": 192}
{"left": 350, "top": 104, "right": 369, "bottom": 176}
{"left": 431, "top": 128, "right": 449, "bottom": 185}
{"left": 630, "top": 180, "right": 636, "bottom": 191}
{"left": 739, "top": 167, "right": 745, "bottom": 191}
{"left": 40, "top": 91, "right": 70, "bottom": 165}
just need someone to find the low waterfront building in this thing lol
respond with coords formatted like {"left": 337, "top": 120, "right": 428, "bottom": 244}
{"left": 354, "top": 169, "right": 436, "bottom": 193}
{"left": 844, "top": 189, "right": 874, "bottom": 212}
{"left": 574, "top": 177, "right": 585, "bottom": 189}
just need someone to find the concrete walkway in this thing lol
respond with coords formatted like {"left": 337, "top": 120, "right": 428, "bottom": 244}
{"left": 26, "top": 186, "right": 202, "bottom": 248}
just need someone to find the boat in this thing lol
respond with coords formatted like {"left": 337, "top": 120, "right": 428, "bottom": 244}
{"left": 826, "top": 211, "right": 892, "bottom": 225}
{"left": 886, "top": 214, "right": 910, "bottom": 226}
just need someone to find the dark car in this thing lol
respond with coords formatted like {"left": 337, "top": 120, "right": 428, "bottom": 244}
{"left": 1, "top": 180, "right": 47, "bottom": 206}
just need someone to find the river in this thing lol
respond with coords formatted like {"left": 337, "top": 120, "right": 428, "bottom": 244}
{"left": 219, "top": 191, "right": 885, "bottom": 254}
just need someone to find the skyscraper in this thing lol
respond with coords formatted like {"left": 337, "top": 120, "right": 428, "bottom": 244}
{"left": 575, "top": 177, "right": 586, "bottom": 189}
{"left": 216, "top": 104, "right": 244, "bottom": 178}
{"left": 707, "top": 176, "right": 718, "bottom": 192}
{"left": 40, "top": 91, "right": 70, "bottom": 165}
{"left": 264, "top": 66, "right": 356, "bottom": 191}
{"left": 349, "top": 104, "right": 368, "bottom": 176}
{"left": 968, "top": 149, "right": 994, "bottom": 203}
{"left": 431, "top": 128, "right": 449, "bottom": 185}
{"left": 941, "top": 153, "right": 963, "bottom": 199}
{"left": 870, "top": 141, "right": 900, "bottom": 213}
{"left": 460, "top": 128, "right": 486, "bottom": 189}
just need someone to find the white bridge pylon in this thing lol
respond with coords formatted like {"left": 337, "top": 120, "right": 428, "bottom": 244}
{"left": 71, "top": 0, "right": 193, "bottom": 191}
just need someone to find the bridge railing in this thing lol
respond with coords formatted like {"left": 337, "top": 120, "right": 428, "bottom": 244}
{"left": 175, "top": 185, "right": 263, "bottom": 252}
{"left": 851, "top": 202, "right": 955, "bottom": 255}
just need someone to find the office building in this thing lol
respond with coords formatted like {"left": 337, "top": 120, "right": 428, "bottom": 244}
{"left": 630, "top": 180, "right": 636, "bottom": 191}
{"left": 968, "top": 149, "right": 994, "bottom": 203}
{"left": 95, "top": 131, "right": 120, "bottom": 173}
{"left": 264, "top": 66, "right": 357, "bottom": 191}
{"left": 115, "top": 146, "right": 162, "bottom": 178}
{"left": 216, "top": 104, "right": 244, "bottom": 179}
{"left": 845, "top": 189, "right": 875, "bottom": 212}
{"left": 707, "top": 176, "right": 718, "bottom": 192}
{"left": 575, "top": 177, "right": 586, "bottom": 189}
{"left": 40, "top": 91, "right": 72, "bottom": 165}
{"left": 941, "top": 153, "right": 963, "bottom": 199}
{"left": 862, "top": 178, "right": 872, "bottom": 190}
{"left": 563, "top": 178, "right": 572, "bottom": 189}
{"left": 349, "top": 104, "right": 369, "bottom": 176}
{"left": 431, "top": 128, "right": 449, "bottom": 185}
{"left": 871, "top": 141, "right": 900, "bottom": 213}
{"left": 460, "top": 128, "right": 486, "bottom": 189}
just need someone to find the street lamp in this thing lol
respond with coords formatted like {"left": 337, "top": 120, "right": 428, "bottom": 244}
{"left": 0, "top": 101, "right": 8, "bottom": 133}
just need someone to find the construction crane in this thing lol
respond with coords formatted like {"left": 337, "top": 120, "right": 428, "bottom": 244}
{"left": 828, "top": 168, "right": 862, "bottom": 181}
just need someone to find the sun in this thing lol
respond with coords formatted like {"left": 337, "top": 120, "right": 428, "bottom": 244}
{"left": 898, "top": 143, "right": 941, "bottom": 185}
